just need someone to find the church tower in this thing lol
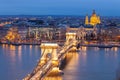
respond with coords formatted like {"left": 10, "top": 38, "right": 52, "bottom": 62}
{"left": 85, "top": 14, "right": 89, "bottom": 25}
{"left": 97, "top": 15, "right": 101, "bottom": 24}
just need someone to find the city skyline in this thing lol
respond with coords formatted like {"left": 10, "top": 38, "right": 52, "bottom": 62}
{"left": 0, "top": 0, "right": 120, "bottom": 16}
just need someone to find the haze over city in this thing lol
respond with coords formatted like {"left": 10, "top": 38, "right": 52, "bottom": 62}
{"left": 0, "top": 0, "right": 120, "bottom": 16}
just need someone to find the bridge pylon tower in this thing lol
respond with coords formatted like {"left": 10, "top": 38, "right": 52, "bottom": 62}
{"left": 40, "top": 43, "right": 59, "bottom": 65}
{"left": 65, "top": 32, "right": 77, "bottom": 51}
{"left": 40, "top": 43, "right": 60, "bottom": 77}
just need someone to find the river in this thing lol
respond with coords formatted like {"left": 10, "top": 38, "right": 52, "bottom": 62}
{"left": 0, "top": 44, "right": 120, "bottom": 80}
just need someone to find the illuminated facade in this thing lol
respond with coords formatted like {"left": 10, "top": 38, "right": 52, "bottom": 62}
{"left": 5, "top": 27, "right": 20, "bottom": 42}
{"left": 85, "top": 10, "right": 101, "bottom": 26}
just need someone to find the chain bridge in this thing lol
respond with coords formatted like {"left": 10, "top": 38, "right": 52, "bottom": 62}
{"left": 23, "top": 32, "right": 80, "bottom": 80}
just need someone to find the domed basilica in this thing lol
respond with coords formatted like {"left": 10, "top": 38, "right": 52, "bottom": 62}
{"left": 85, "top": 10, "right": 101, "bottom": 26}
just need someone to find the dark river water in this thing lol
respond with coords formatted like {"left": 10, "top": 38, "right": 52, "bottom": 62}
{"left": 0, "top": 44, "right": 120, "bottom": 80}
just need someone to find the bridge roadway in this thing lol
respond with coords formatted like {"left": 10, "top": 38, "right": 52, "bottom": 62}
{"left": 23, "top": 40, "right": 78, "bottom": 80}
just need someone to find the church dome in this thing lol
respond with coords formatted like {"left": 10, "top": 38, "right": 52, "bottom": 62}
{"left": 90, "top": 10, "right": 100, "bottom": 26}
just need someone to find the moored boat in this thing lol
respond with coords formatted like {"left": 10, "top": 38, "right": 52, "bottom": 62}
{"left": 11, "top": 42, "right": 21, "bottom": 46}
{"left": 98, "top": 44, "right": 113, "bottom": 48}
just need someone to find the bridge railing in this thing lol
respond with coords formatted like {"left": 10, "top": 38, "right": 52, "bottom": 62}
{"left": 30, "top": 60, "right": 52, "bottom": 80}
{"left": 57, "top": 40, "right": 76, "bottom": 59}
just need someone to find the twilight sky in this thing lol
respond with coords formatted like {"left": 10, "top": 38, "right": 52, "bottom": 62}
{"left": 0, "top": 0, "right": 119, "bottom": 16}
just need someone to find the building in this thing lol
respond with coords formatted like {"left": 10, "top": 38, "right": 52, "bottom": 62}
{"left": 85, "top": 10, "right": 101, "bottom": 26}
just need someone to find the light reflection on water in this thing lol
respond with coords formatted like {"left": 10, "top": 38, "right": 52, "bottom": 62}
{"left": 0, "top": 44, "right": 41, "bottom": 80}
{"left": 0, "top": 45, "right": 120, "bottom": 80}
{"left": 63, "top": 47, "right": 120, "bottom": 80}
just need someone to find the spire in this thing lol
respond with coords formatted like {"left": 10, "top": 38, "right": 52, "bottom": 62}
{"left": 92, "top": 10, "right": 96, "bottom": 16}
{"left": 93, "top": 10, "right": 96, "bottom": 14}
